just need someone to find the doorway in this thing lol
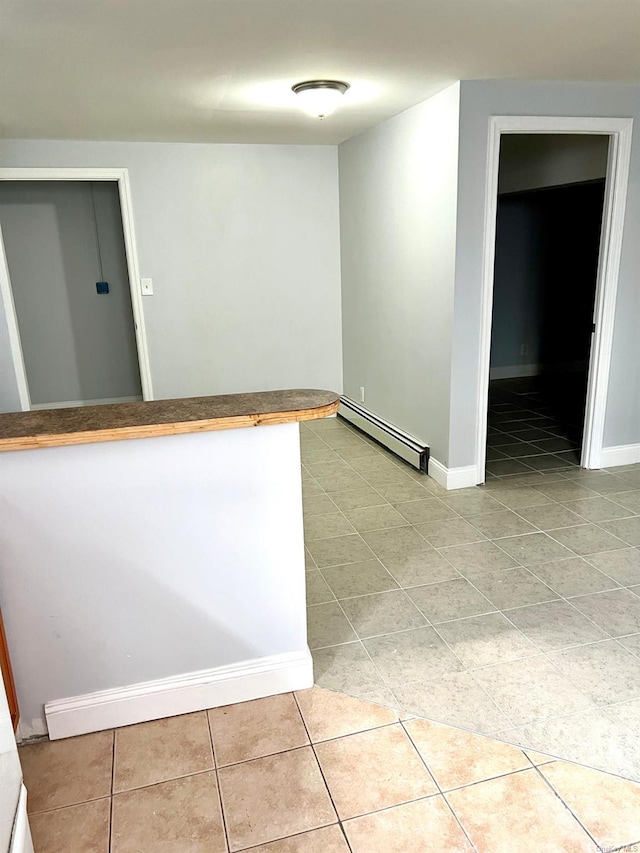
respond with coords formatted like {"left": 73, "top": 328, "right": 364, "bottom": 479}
{"left": 486, "top": 135, "right": 608, "bottom": 478}
{"left": 476, "top": 117, "right": 633, "bottom": 482}
{"left": 0, "top": 168, "right": 153, "bottom": 411}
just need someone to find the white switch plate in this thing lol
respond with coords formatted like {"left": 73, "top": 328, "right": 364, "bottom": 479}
{"left": 140, "top": 277, "right": 154, "bottom": 296}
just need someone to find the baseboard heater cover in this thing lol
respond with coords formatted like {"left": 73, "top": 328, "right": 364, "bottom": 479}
{"left": 339, "top": 397, "right": 429, "bottom": 473}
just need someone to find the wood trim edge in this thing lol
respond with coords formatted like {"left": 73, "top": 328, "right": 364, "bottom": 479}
{"left": 0, "top": 399, "right": 339, "bottom": 452}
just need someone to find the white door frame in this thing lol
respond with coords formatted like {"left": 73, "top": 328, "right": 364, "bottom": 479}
{"left": 0, "top": 224, "right": 31, "bottom": 410}
{"left": 476, "top": 116, "right": 633, "bottom": 481}
{"left": 0, "top": 168, "right": 154, "bottom": 404}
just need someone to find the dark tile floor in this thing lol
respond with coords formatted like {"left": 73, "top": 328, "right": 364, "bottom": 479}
{"left": 486, "top": 375, "right": 587, "bottom": 478}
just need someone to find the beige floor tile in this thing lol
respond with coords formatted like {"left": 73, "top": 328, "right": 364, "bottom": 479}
{"left": 219, "top": 746, "right": 336, "bottom": 851}
{"left": 304, "top": 511, "right": 355, "bottom": 541}
{"left": 548, "top": 524, "right": 628, "bottom": 556}
{"left": 344, "top": 795, "right": 471, "bottom": 852}
{"left": 314, "top": 723, "right": 437, "bottom": 820}
{"left": 29, "top": 798, "right": 110, "bottom": 853}
{"left": 306, "top": 534, "right": 374, "bottom": 568}
{"left": 393, "top": 672, "right": 512, "bottom": 734}
{"left": 529, "top": 556, "right": 617, "bottom": 597}
{"left": 209, "top": 693, "right": 309, "bottom": 766}
{"left": 312, "top": 643, "right": 388, "bottom": 695}
{"left": 439, "top": 540, "right": 519, "bottom": 575}
{"left": 243, "top": 824, "right": 349, "bottom": 852}
{"left": 342, "top": 504, "right": 407, "bottom": 532}
{"left": 394, "top": 499, "right": 457, "bottom": 524}
{"left": 363, "top": 626, "right": 463, "bottom": 685}
{"left": 587, "top": 548, "right": 640, "bottom": 585}
{"left": 406, "top": 577, "right": 494, "bottom": 624}
{"left": 306, "top": 570, "right": 334, "bottom": 605}
{"left": 321, "top": 559, "right": 398, "bottom": 598}
{"left": 415, "top": 517, "right": 486, "bottom": 548}
{"left": 21, "top": 730, "right": 114, "bottom": 813}
{"left": 339, "top": 589, "right": 427, "bottom": 637}
{"left": 540, "top": 760, "right": 640, "bottom": 851}
{"left": 403, "top": 717, "right": 530, "bottom": 790}
{"left": 295, "top": 686, "right": 398, "bottom": 742}
{"left": 111, "top": 771, "right": 226, "bottom": 853}
{"left": 307, "top": 601, "right": 358, "bottom": 649}
{"left": 382, "top": 549, "right": 461, "bottom": 587}
{"left": 447, "top": 768, "right": 597, "bottom": 852}
{"left": 435, "top": 612, "right": 538, "bottom": 668}
{"left": 493, "top": 532, "right": 574, "bottom": 567}
{"left": 466, "top": 510, "right": 538, "bottom": 539}
{"left": 114, "top": 711, "right": 213, "bottom": 792}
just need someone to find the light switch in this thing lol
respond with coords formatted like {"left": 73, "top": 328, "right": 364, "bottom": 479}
{"left": 140, "top": 277, "right": 154, "bottom": 296}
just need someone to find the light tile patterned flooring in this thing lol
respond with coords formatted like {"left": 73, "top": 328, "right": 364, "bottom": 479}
{"left": 20, "top": 687, "right": 640, "bottom": 851}
{"left": 302, "top": 417, "right": 640, "bottom": 781}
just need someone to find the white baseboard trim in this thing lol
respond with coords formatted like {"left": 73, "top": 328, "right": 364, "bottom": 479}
{"left": 489, "top": 361, "right": 589, "bottom": 381}
{"left": 489, "top": 364, "right": 541, "bottom": 380}
{"left": 600, "top": 443, "right": 640, "bottom": 468}
{"left": 31, "top": 396, "right": 142, "bottom": 410}
{"left": 429, "top": 458, "right": 478, "bottom": 490}
{"left": 45, "top": 649, "right": 313, "bottom": 740}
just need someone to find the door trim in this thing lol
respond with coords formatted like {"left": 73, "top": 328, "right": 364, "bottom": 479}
{"left": 0, "top": 168, "right": 154, "bottom": 402}
{"left": 0, "top": 225, "right": 30, "bottom": 410}
{"left": 476, "top": 116, "right": 633, "bottom": 481}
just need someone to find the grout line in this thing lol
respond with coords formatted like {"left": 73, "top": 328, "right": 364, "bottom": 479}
{"left": 531, "top": 762, "right": 602, "bottom": 849}
{"left": 108, "top": 729, "right": 116, "bottom": 851}
{"left": 290, "top": 692, "right": 352, "bottom": 851}
{"left": 205, "top": 710, "right": 232, "bottom": 853}
{"left": 399, "top": 721, "right": 478, "bottom": 851}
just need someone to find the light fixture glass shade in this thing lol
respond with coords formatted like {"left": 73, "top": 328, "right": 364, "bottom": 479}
{"left": 292, "top": 81, "right": 349, "bottom": 118}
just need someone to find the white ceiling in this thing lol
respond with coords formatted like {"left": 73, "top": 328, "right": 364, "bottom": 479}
{"left": 2, "top": 0, "right": 640, "bottom": 145}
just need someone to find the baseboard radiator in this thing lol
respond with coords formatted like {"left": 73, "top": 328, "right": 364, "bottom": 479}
{"left": 338, "top": 397, "right": 430, "bottom": 473}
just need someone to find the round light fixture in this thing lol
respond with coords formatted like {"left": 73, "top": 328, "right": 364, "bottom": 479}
{"left": 292, "top": 80, "right": 350, "bottom": 119}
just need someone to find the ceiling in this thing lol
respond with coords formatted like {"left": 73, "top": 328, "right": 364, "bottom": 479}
{"left": 2, "top": 0, "right": 640, "bottom": 145}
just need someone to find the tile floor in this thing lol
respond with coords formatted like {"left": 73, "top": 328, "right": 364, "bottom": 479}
{"left": 485, "top": 375, "right": 586, "bottom": 477}
{"left": 20, "top": 687, "right": 640, "bottom": 852}
{"left": 302, "top": 415, "right": 640, "bottom": 781}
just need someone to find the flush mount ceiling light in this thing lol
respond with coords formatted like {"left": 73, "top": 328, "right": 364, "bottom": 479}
{"left": 291, "top": 80, "right": 350, "bottom": 119}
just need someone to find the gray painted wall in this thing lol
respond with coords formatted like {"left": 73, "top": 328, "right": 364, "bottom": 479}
{"left": 450, "top": 81, "right": 640, "bottom": 467}
{"left": 0, "top": 181, "right": 141, "bottom": 405}
{"left": 0, "top": 141, "right": 343, "bottom": 404}
{"left": 490, "top": 180, "right": 605, "bottom": 374}
{"left": 338, "top": 84, "right": 460, "bottom": 462}
{"left": 498, "top": 134, "right": 609, "bottom": 194}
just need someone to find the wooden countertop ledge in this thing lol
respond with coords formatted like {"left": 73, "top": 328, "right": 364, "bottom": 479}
{"left": 0, "top": 389, "right": 340, "bottom": 452}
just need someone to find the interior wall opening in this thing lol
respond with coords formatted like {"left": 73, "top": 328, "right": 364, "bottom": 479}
{"left": 485, "top": 134, "right": 609, "bottom": 480}
{"left": 0, "top": 179, "right": 143, "bottom": 410}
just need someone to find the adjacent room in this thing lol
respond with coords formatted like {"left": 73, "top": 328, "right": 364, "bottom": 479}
{"left": 0, "top": 180, "right": 143, "bottom": 410}
{"left": 1, "top": 3, "right": 640, "bottom": 852}
{"left": 486, "top": 134, "right": 609, "bottom": 478}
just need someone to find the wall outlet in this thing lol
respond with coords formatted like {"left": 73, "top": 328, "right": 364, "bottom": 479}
{"left": 520, "top": 344, "right": 528, "bottom": 356}
{"left": 359, "top": 386, "right": 365, "bottom": 403}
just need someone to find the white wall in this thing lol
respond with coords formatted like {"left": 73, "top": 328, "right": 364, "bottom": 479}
{"left": 498, "top": 134, "right": 609, "bottom": 194}
{"left": 0, "top": 181, "right": 141, "bottom": 405}
{"left": 450, "top": 81, "right": 640, "bottom": 467}
{"left": 0, "top": 141, "right": 343, "bottom": 403}
{"left": 0, "top": 424, "right": 308, "bottom": 736}
{"left": 338, "top": 84, "right": 460, "bottom": 462}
